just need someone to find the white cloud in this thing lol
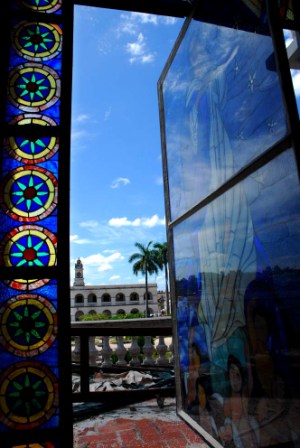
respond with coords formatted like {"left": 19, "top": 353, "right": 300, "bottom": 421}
{"left": 104, "top": 106, "right": 112, "bottom": 121}
{"left": 108, "top": 214, "right": 165, "bottom": 228}
{"left": 118, "top": 13, "right": 138, "bottom": 36}
{"left": 136, "top": 13, "right": 158, "bottom": 25}
{"left": 80, "top": 220, "right": 99, "bottom": 228}
{"left": 141, "top": 54, "right": 155, "bottom": 64}
{"left": 74, "top": 113, "right": 89, "bottom": 123}
{"left": 70, "top": 234, "right": 78, "bottom": 242}
{"left": 126, "top": 32, "right": 155, "bottom": 64}
{"left": 111, "top": 177, "right": 131, "bottom": 188}
{"left": 126, "top": 32, "right": 145, "bottom": 56}
{"left": 117, "top": 12, "right": 177, "bottom": 64}
{"left": 129, "top": 12, "right": 177, "bottom": 27}
{"left": 155, "top": 176, "right": 163, "bottom": 186}
{"left": 70, "top": 234, "right": 93, "bottom": 244}
{"left": 161, "top": 16, "right": 177, "bottom": 25}
{"left": 109, "top": 275, "right": 121, "bottom": 281}
{"left": 71, "top": 129, "right": 86, "bottom": 141}
{"left": 81, "top": 251, "right": 124, "bottom": 273}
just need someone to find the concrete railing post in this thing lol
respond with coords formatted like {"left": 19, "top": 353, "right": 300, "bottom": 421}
{"left": 72, "top": 336, "right": 81, "bottom": 363}
{"left": 101, "top": 335, "right": 113, "bottom": 367}
{"left": 89, "top": 336, "right": 98, "bottom": 365}
{"left": 142, "top": 336, "right": 155, "bottom": 366}
{"left": 115, "top": 336, "right": 127, "bottom": 366}
{"left": 156, "top": 336, "right": 169, "bottom": 366}
{"left": 129, "top": 336, "right": 141, "bottom": 366}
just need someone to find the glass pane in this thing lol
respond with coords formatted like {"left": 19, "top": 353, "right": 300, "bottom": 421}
{"left": 12, "top": 0, "right": 62, "bottom": 14}
{"left": 161, "top": 18, "right": 288, "bottom": 221}
{"left": 0, "top": 280, "right": 59, "bottom": 431}
{"left": 173, "top": 149, "right": 300, "bottom": 446}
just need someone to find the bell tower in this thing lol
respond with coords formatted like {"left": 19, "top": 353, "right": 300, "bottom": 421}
{"left": 74, "top": 258, "right": 85, "bottom": 286}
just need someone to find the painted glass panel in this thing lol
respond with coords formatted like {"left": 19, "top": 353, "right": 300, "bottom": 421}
{"left": 173, "top": 149, "right": 300, "bottom": 446}
{"left": 161, "top": 19, "right": 288, "bottom": 221}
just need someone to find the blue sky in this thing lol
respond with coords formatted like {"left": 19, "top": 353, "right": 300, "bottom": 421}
{"left": 70, "top": 6, "right": 184, "bottom": 288}
{"left": 69, "top": 8, "right": 300, "bottom": 289}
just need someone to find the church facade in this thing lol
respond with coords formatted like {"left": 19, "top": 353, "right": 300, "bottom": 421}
{"left": 70, "top": 259, "right": 159, "bottom": 321}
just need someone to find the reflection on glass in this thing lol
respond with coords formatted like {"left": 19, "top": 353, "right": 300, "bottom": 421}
{"left": 162, "top": 19, "right": 288, "bottom": 221}
{"left": 174, "top": 150, "right": 300, "bottom": 446}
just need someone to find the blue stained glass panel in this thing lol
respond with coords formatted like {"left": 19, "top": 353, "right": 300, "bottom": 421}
{"left": 173, "top": 149, "right": 300, "bottom": 446}
{"left": 161, "top": 18, "right": 288, "bottom": 221}
{"left": 0, "top": 280, "right": 59, "bottom": 432}
{"left": 6, "top": 28, "right": 62, "bottom": 125}
{"left": 12, "top": 0, "right": 62, "bottom": 15}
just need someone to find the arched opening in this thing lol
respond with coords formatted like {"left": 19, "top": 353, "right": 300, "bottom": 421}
{"left": 144, "top": 292, "right": 153, "bottom": 301}
{"left": 101, "top": 293, "right": 111, "bottom": 303}
{"left": 116, "top": 292, "right": 125, "bottom": 302}
{"left": 103, "top": 309, "right": 112, "bottom": 318}
{"left": 88, "top": 293, "right": 97, "bottom": 303}
{"left": 75, "top": 310, "right": 84, "bottom": 321}
{"left": 75, "top": 294, "right": 84, "bottom": 304}
{"left": 131, "top": 308, "right": 139, "bottom": 314}
{"left": 116, "top": 309, "right": 125, "bottom": 315}
{"left": 130, "top": 292, "right": 139, "bottom": 301}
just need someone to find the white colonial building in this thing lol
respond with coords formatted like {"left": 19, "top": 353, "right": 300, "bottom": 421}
{"left": 70, "top": 259, "right": 159, "bottom": 321}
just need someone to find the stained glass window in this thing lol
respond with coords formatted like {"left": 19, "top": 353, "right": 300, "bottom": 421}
{"left": 159, "top": 2, "right": 300, "bottom": 446}
{"left": 0, "top": 0, "right": 71, "bottom": 445}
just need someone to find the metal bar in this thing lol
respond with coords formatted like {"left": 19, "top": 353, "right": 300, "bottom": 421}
{"left": 79, "top": 334, "right": 90, "bottom": 396}
{"left": 267, "top": 0, "right": 300, "bottom": 178}
{"left": 168, "top": 135, "right": 292, "bottom": 229}
{"left": 72, "top": 387, "right": 175, "bottom": 403}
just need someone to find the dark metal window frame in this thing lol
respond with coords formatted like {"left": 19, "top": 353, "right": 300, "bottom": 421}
{"left": 0, "top": 1, "right": 298, "bottom": 446}
{"left": 157, "top": 0, "right": 300, "bottom": 445}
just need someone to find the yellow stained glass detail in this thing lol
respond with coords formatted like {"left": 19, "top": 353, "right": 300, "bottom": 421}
{"left": 13, "top": 22, "right": 62, "bottom": 61}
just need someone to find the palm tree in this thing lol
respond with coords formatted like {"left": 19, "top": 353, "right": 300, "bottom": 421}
{"left": 128, "top": 241, "right": 160, "bottom": 317}
{"left": 153, "top": 242, "right": 170, "bottom": 315}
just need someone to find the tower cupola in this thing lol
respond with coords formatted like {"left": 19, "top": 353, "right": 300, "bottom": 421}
{"left": 74, "top": 258, "right": 85, "bottom": 286}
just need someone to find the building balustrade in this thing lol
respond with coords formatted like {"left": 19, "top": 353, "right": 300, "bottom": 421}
{"left": 71, "top": 317, "right": 174, "bottom": 403}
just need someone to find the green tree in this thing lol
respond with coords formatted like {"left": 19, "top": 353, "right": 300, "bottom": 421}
{"left": 128, "top": 241, "right": 160, "bottom": 317}
{"left": 153, "top": 242, "right": 170, "bottom": 314}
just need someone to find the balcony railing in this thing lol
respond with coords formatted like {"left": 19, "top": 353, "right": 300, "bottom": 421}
{"left": 70, "top": 317, "right": 174, "bottom": 404}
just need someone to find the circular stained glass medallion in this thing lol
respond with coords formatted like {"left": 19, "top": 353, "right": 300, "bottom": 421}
{"left": 0, "top": 294, "right": 57, "bottom": 357}
{"left": 0, "top": 361, "right": 58, "bottom": 430}
{"left": 20, "top": 0, "right": 62, "bottom": 13}
{"left": 12, "top": 444, "right": 55, "bottom": 448}
{"left": 12, "top": 443, "right": 55, "bottom": 448}
{"left": 5, "top": 135, "right": 59, "bottom": 164}
{"left": 13, "top": 22, "right": 62, "bottom": 61}
{"left": 8, "top": 64, "right": 60, "bottom": 112}
{"left": 0, "top": 225, "right": 57, "bottom": 268}
{"left": 9, "top": 114, "right": 57, "bottom": 127}
{"left": 1, "top": 166, "right": 58, "bottom": 222}
{"left": 3, "top": 278, "right": 51, "bottom": 292}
